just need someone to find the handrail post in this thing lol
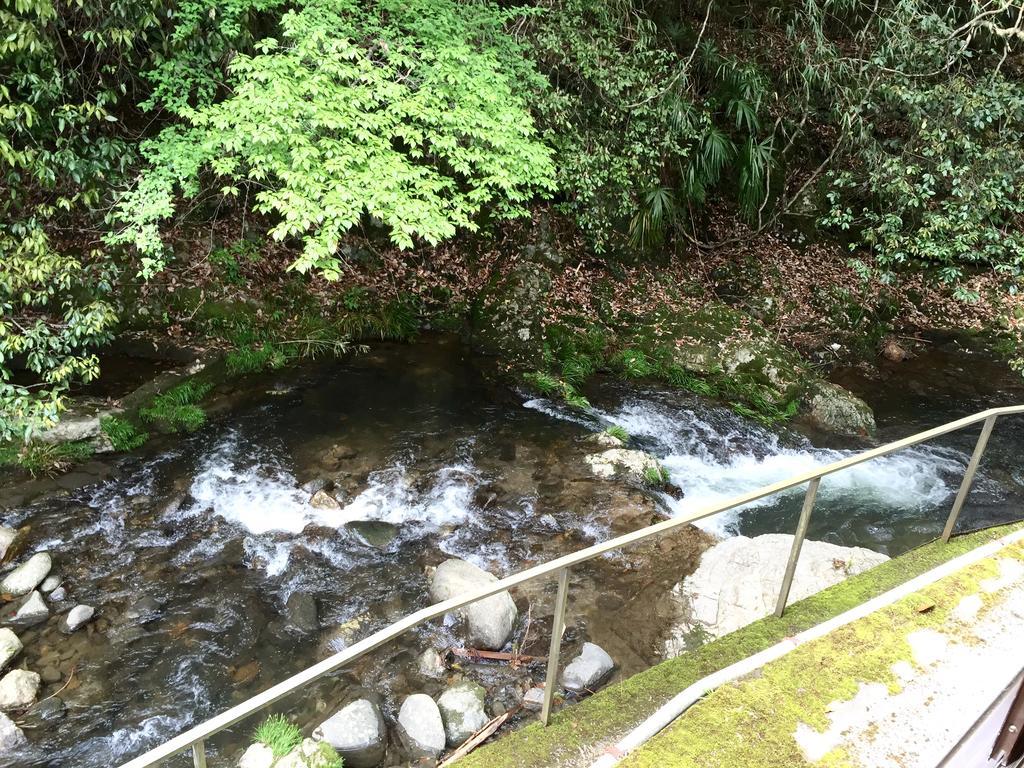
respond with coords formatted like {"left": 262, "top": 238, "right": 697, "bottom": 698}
{"left": 942, "top": 414, "right": 997, "bottom": 542}
{"left": 541, "top": 567, "right": 570, "bottom": 726}
{"left": 192, "top": 740, "right": 207, "bottom": 768}
{"left": 775, "top": 477, "right": 821, "bottom": 618}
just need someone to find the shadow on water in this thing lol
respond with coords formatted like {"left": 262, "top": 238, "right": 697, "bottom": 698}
{"left": 1, "top": 332, "right": 1022, "bottom": 766}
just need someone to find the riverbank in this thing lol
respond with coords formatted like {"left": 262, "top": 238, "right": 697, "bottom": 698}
{"left": 457, "top": 521, "right": 1024, "bottom": 768}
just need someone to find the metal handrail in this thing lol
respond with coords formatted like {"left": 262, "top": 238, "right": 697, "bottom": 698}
{"left": 119, "top": 405, "right": 1024, "bottom": 768}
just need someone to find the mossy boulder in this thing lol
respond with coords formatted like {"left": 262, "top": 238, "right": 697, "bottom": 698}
{"left": 470, "top": 247, "right": 559, "bottom": 368}
{"left": 803, "top": 381, "right": 876, "bottom": 437}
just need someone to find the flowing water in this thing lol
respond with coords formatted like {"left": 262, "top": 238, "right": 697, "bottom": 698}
{"left": 1, "top": 332, "right": 1022, "bottom": 767}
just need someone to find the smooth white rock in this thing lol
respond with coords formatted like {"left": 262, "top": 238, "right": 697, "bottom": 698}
{"left": 429, "top": 559, "right": 517, "bottom": 650}
{"left": 522, "top": 686, "right": 545, "bottom": 711}
{"left": 0, "top": 552, "right": 52, "bottom": 597}
{"left": 0, "top": 669, "right": 40, "bottom": 711}
{"left": 0, "top": 711, "right": 27, "bottom": 754}
{"left": 237, "top": 742, "right": 274, "bottom": 768}
{"left": 276, "top": 737, "right": 337, "bottom": 768}
{"left": 60, "top": 604, "right": 95, "bottom": 634}
{"left": 313, "top": 698, "right": 386, "bottom": 768}
{"left": 40, "top": 575, "right": 61, "bottom": 593}
{"left": 666, "top": 534, "right": 888, "bottom": 647}
{"left": 418, "top": 647, "right": 447, "bottom": 678}
{"left": 561, "top": 642, "right": 615, "bottom": 693}
{"left": 0, "top": 530, "right": 17, "bottom": 564}
{"left": 0, "top": 631, "right": 21, "bottom": 675}
{"left": 2, "top": 591, "right": 48, "bottom": 628}
{"left": 397, "top": 693, "right": 445, "bottom": 759}
{"left": 437, "top": 681, "right": 488, "bottom": 747}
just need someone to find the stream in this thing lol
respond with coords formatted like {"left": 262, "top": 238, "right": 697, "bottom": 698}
{"left": 1, "top": 332, "right": 1023, "bottom": 767}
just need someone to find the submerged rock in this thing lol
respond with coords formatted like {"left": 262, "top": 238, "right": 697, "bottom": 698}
{"left": 804, "top": 381, "right": 876, "bottom": 437}
{"left": 397, "top": 693, "right": 446, "bottom": 760}
{"left": 437, "top": 680, "right": 488, "bottom": 747}
{"left": 0, "top": 669, "right": 40, "bottom": 711}
{"left": 346, "top": 520, "right": 399, "bottom": 549}
{"left": 561, "top": 642, "right": 615, "bottom": 693}
{"left": 417, "top": 647, "right": 447, "bottom": 679}
{"left": 585, "top": 448, "right": 663, "bottom": 483}
{"left": 429, "top": 558, "right": 517, "bottom": 650}
{"left": 238, "top": 742, "right": 274, "bottom": 768}
{"left": 313, "top": 698, "right": 386, "bottom": 768}
{"left": 284, "top": 593, "right": 319, "bottom": 634}
{"left": 1, "top": 591, "right": 48, "bottom": 628}
{"left": 666, "top": 533, "right": 889, "bottom": 648}
{"left": 60, "top": 604, "right": 95, "bottom": 634}
{"left": 522, "top": 686, "right": 546, "bottom": 711}
{"left": 0, "top": 529, "right": 23, "bottom": 565}
{"left": 0, "top": 631, "right": 22, "bottom": 674}
{"left": 0, "top": 552, "right": 52, "bottom": 597}
{"left": 0, "top": 712, "right": 26, "bottom": 754}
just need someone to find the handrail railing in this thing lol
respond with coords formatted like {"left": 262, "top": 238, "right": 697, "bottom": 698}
{"left": 119, "top": 405, "right": 1024, "bottom": 768}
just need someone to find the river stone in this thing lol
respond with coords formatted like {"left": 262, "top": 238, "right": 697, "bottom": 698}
{"left": 397, "top": 693, "right": 446, "bottom": 760}
{"left": 0, "top": 552, "right": 52, "bottom": 597}
{"left": 23, "top": 696, "right": 65, "bottom": 726}
{"left": 237, "top": 742, "right": 274, "bottom": 768}
{"left": 49, "top": 585, "right": 67, "bottom": 602}
{"left": 417, "top": 647, "right": 447, "bottom": 678}
{"left": 429, "top": 559, "right": 517, "bottom": 650}
{"left": 124, "top": 595, "right": 163, "bottom": 624}
{"left": 666, "top": 534, "right": 889, "bottom": 648}
{"left": 0, "top": 530, "right": 17, "bottom": 564}
{"left": 60, "top": 604, "right": 95, "bottom": 634}
{"left": 1, "top": 591, "right": 48, "bottom": 628}
{"left": 0, "top": 670, "right": 40, "bottom": 711}
{"left": 0, "top": 712, "right": 26, "bottom": 754}
{"left": 346, "top": 520, "right": 399, "bottom": 549}
{"left": 0, "top": 630, "right": 22, "bottom": 674}
{"left": 437, "top": 680, "right": 488, "bottom": 747}
{"left": 276, "top": 737, "right": 339, "bottom": 768}
{"left": 309, "top": 490, "right": 341, "bottom": 510}
{"left": 522, "top": 686, "right": 545, "bottom": 711}
{"left": 561, "top": 643, "right": 615, "bottom": 693}
{"left": 40, "top": 574, "right": 61, "bottom": 593}
{"left": 284, "top": 592, "right": 318, "bottom": 633}
{"left": 584, "top": 449, "right": 663, "bottom": 483}
{"left": 313, "top": 698, "right": 386, "bottom": 768}
{"left": 804, "top": 381, "right": 876, "bottom": 437}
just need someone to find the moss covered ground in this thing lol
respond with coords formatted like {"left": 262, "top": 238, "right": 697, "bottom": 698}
{"left": 621, "top": 533, "right": 1024, "bottom": 768}
{"left": 457, "top": 522, "right": 1024, "bottom": 768}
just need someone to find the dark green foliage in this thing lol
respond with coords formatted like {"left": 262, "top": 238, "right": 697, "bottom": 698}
{"left": 140, "top": 380, "right": 214, "bottom": 433}
{"left": 604, "top": 425, "right": 630, "bottom": 443}
{"left": 100, "top": 416, "right": 149, "bottom": 452}
{"left": 226, "top": 345, "right": 291, "bottom": 377}
{"left": 522, "top": 371, "right": 591, "bottom": 410}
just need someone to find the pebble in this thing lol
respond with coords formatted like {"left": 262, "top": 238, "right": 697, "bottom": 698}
{"left": 60, "top": 605, "right": 95, "bottom": 634}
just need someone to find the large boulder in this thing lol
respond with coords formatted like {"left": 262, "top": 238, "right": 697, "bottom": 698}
{"left": 437, "top": 681, "right": 488, "bottom": 747}
{"left": 397, "top": 694, "right": 446, "bottom": 761}
{"left": 429, "top": 559, "right": 517, "bottom": 650}
{"left": 470, "top": 249, "right": 557, "bottom": 367}
{"left": 0, "top": 552, "right": 52, "bottom": 597}
{"left": 665, "top": 533, "right": 889, "bottom": 650}
{"left": 0, "top": 669, "right": 40, "bottom": 711}
{"left": 803, "top": 381, "right": 876, "bottom": 437}
{"left": 313, "top": 698, "right": 386, "bottom": 768}
{"left": 561, "top": 642, "right": 615, "bottom": 693}
{"left": 0, "top": 631, "right": 21, "bottom": 675}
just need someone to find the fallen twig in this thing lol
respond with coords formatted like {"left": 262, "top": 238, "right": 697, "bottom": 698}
{"left": 451, "top": 648, "right": 546, "bottom": 664}
{"left": 438, "top": 707, "right": 518, "bottom": 766}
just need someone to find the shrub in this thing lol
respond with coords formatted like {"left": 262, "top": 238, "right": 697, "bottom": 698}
{"left": 100, "top": 416, "right": 149, "bottom": 452}
{"left": 140, "top": 380, "right": 214, "bottom": 433}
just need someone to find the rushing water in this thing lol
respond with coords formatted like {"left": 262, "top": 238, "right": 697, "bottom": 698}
{"left": 1, "top": 333, "right": 1022, "bottom": 767}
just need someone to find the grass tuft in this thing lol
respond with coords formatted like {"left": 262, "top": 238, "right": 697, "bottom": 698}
{"left": 604, "top": 425, "right": 630, "bottom": 443}
{"left": 254, "top": 714, "right": 302, "bottom": 758}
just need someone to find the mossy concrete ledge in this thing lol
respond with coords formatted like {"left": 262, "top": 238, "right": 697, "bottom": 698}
{"left": 456, "top": 522, "right": 1024, "bottom": 768}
